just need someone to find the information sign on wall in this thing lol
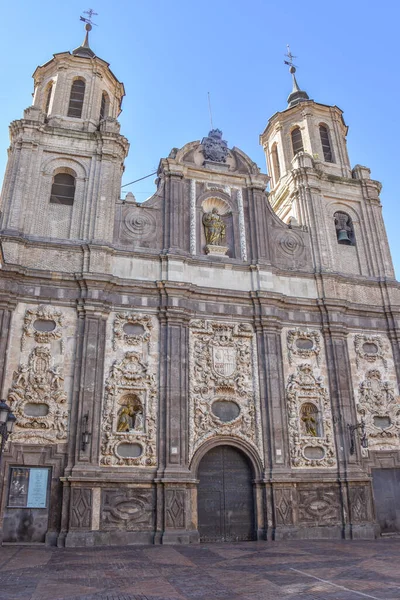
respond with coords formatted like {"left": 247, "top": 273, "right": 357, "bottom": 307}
{"left": 8, "top": 467, "right": 49, "bottom": 509}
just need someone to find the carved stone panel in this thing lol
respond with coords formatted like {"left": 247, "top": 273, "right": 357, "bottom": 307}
{"left": 165, "top": 489, "right": 185, "bottom": 529}
{"left": 297, "top": 486, "right": 341, "bottom": 525}
{"left": 286, "top": 363, "right": 336, "bottom": 468}
{"left": 188, "top": 320, "right": 263, "bottom": 464}
{"left": 357, "top": 370, "right": 400, "bottom": 452}
{"left": 349, "top": 486, "right": 370, "bottom": 523}
{"left": 275, "top": 488, "right": 294, "bottom": 525}
{"left": 101, "top": 488, "right": 155, "bottom": 530}
{"left": 70, "top": 488, "right": 92, "bottom": 529}
{"left": 21, "top": 305, "right": 64, "bottom": 352}
{"left": 112, "top": 312, "right": 153, "bottom": 351}
{"left": 354, "top": 334, "right": 387, "bottom": 369}
{"left": 287, "top": 328, "right": 321, "bottom": 366}
{"left": 8, "top": 346, "right": 68, "bottom": 444}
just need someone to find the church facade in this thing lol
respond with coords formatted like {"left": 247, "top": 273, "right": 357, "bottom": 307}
{"left": 0, "top": 26, "right": 399, "bottom": 547}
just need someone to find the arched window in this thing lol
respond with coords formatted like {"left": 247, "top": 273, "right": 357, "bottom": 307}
{"left": 50, "top": 173, "right": 75, "bottom": 205}
{"left": 300, "top": 403, "right": 320, "bottom": 437}
{"left": 271, "top": 143, "right": 281, "bottom": 183}
{"left": 319, "top": 125, "right": 334, "bottom": 162}
{"left": 334, "top": 211, "right": 356, "bottom": 246}
{"left": 44, "top": 83, "right": 53, "bottom": 115}
{"left": 67, "top": 79, "right": 85, "bottom": 118}
{"left": 291, "top": 127, "right": 304, "bottom": 155}
{"left": 99, "top": 92, "right": 110, "bottom": 120}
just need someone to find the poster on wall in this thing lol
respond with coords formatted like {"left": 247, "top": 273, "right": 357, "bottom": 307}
{"left": 8, "top": 467, "right": 49, "bottom": 509}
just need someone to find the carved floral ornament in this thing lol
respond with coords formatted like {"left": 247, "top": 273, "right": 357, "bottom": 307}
{"left": 286, "top": 363, "right": 336, "bottom": 468}
{"left": 287, "top": 328, "right": 321, "bottom": 366}
{"left": 100, "top": 351, "right": 157, "bottom": 467}
{"left": 7, "top": 346, "right": 68, "bottom": 444}
{"left": 354, "top": 334, "right": 387, "bottom": 369}
{"left": 21, "top": 305, "right": 64, "bottom": 352}
{"left": 357, "top": 369, "right": 400, "bottom": 453}
{"left": 188, "top": 320, "right": 263, "bottom": 464}
{"left": 113, "top": 312, "right": 153, "bottom": 351}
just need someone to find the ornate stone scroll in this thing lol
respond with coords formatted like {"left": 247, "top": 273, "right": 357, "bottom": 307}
{"left": 100, "top": 351, "right": 157, "bottom": 467}
{"left": 354, "top": 334, "right": 387, "bottom": 369}
{"left": 21, "top": 305, "right": 64, "bottom": 352}
{"left": 188, "top": 320, "right": 263, "bottom": 464}
{"left": 357, "top": 369, "right": 400, "bottom": 452}
{"left": 112, "top": 313, "right": 153, "bottom": 351}
{"left": 287, "top": 328, "right": 321, "bottom": 366}
{"left": 8, "top": 346, "right": 68, "bottom": 444}
{"left": 286, "top": 363, "right": 336, "bottom": 468}
{"left": 236, "top": 188, "right": 247, "bottom": 261}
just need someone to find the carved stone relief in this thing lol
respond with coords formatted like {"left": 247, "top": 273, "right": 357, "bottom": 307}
{"left": 297, "top": 487, "right": 341, "bottom": 525}
{"left": 21, "top": 305, "right": 64, "bottom": 352}
{"left": 354, "top": 334, "right": 387, "bottom": 369}
{"left": 113, "top": 312, "right": 153, "bottom": 351}
{"left": 287, "top": 328, "right": 321, "bottom": 366}
{"left": 275, "top": 488, "right": 294, "bottom": 525}
{"left": 349, "top": 486, "right": 369, "bottom": 523}
{"left": 100, "top": 350, "right": 157, "bottom": 467}
{"left": 70, "top": 488, "right": 92, "bottom": 529}
{"left": 188, "top": 320, "right": 264, "bottom": 464}
{"left": 8, "top": 346, "right": 68, "bottom": 444}
{"left": 286, "top": 363, "right": 336, "bottom": 468}
{"left": 101, "top": 488, "right": 155, "bottom": 530}
{"left": 201, "top": 129, "right": 228, "bottom": 163}
{"left": 356, "top": 369, "right": 400, "bottom": 452}
{"left": 165, "top": 489, "right": 185, "bottom": 529}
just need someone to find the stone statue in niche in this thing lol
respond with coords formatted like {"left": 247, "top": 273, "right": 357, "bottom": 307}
{"left": 117, "top": 395, "right": 144, "bottom": 433}
{"left": 300, "top": 402, "right": 319, "bottom": 437}
{"left": 203, "top": 208, "right": 226, "bottom": 245}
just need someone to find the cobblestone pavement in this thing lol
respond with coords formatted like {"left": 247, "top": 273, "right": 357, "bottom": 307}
{"left": 0, "top": 539, "right": 399, "bottom": 600}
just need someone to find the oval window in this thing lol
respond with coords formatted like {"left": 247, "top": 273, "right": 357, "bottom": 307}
{"left": 24, "top": 403, "right": 49, "bottom": 417}
{"left": 117, "top": 442, "right": 143, "bottom": 458}
{"left": 296, "top": 338, "right": 314, "bottom": 350}
{"left": 303, "top": 446, "right": 325, "bottom": 460}
{"left": 123, "top": 323, "right": 145, "bottom": 336}
{"left": 33, "top": 319, "right": 56, "bottom": 332}
{"left": 363, "top": 342, "right": 378, "bottom": 355}
{"left": 373, "top": 416, "right": 391, "bottom": 429}
{"left": 212, "top": 400, "right": 240, "bottom": 423}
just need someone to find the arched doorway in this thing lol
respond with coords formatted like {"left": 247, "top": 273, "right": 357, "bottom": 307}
{"left": 197, "top": 445, "right": 255, "bottom": 542}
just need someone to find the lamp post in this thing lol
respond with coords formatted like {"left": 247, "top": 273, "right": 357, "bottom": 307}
{"left": 0, "top": 400, "right": 16, "bottom": 469}
{"left": 348, "top": 419, "right": 368, "bottom": 455}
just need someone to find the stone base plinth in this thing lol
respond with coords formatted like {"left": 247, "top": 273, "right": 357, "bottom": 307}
{"left": 205, "top": 244, "right": 229, "bottom": 256}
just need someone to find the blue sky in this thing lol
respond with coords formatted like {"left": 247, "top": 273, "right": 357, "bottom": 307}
{"left": 0, "top": 0, "right": 399, "bottom": 276}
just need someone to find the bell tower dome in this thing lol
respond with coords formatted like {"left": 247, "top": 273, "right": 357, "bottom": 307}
{"left": 0, "top": 15, "right": 129, "bottom": 245}
{"left": 260, "top": 53, "right": 394, "bottom": 279}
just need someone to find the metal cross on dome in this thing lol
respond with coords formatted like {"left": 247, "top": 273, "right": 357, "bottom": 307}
{"left": 80, "top": 8, "right": 98, "bottom": 28}
{"left": 284, "top": 45, "right": 298, "bottom": 69}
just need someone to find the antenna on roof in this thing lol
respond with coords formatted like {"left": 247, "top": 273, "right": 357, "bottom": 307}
{"left": 207, "top": 92, "right": 214, "bottom": 130}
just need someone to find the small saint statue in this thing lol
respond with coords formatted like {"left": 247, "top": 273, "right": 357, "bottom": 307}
{"left": 117, "top": 406, "right": 132, "bottom": 432}
{"left": 202, "top": 208, "right": 226, "bottom": 246}
{"left": 301, "top": 413, "right": 318, "bottom": 437}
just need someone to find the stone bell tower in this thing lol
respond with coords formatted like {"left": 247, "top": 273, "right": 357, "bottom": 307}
{"left": 0, "top": 18, "right": 129, "bottom": 246}
{"left": 260, "top": 57, "right": 395, "bottom": 279}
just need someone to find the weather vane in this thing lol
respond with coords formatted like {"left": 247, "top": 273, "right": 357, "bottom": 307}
{"left": 284, "top": 45, "right": 298, "bottom": 71}
{"left": 80, "top": 8, "right": 98, "bottom": 29}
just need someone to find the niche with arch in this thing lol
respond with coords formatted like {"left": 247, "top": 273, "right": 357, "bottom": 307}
{"left": 116, "top": 393, "right": 144, "bottom": 433}
{"left": 334, "top": 211, "right": 356, "bottom": 246}
{"left": 200, "top": 196, "right": 234, "bottom": 256}
{"left": 300, "top": 402, "right": 322, "bottom": 437}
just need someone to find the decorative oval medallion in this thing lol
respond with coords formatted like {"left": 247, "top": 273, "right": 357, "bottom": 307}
{"left": 303, "top": 446, "right": 325, "bottom": 460}
{"left": 33, "top": 319, "right": 56, "bottom": 332}
{"left": 296, "top": 338, "right": 314, "bottom": 350}
{"left": 123, "top": 323, "right": 145, "bottom": 336}
{"left": 212, "top": 400, "right": 240, "bottom": 423}
{"left": 362, "top": 342, "right": 378, "bottom": 355}
{"left": 117, "top": 442, "right": 143, "bottom": 458}
{"left": 373, "top": 416, "right": 391, "bottom": 429}
{"left": 24, "top": 403, "right": 49, "bottom": 417}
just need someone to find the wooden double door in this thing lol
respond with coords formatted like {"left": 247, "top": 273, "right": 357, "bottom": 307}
{"left": 197, "top": 445, "right": 255, "bottom": 542}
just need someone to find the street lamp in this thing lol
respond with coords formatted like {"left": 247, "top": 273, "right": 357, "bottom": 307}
{"left": 0, "top": 400, "right": 16, "bottom": 468}
{"left": 348, "top": 419, "right": 368, "bottom": 455}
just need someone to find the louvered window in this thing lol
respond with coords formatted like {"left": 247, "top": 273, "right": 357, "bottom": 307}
{"left": 67, "top": 80, "right": 85, "bottom": 118}
{"left": 100, "top": 92, "right": 109, "bottom": 120}
{"left": 291, "top": 127, "right": 304, "bottom": 155}
{"left": 44, "top": 84, "right": 53, "bottom": 115}
{"left": 320, "top": 125, "right": 334, "bottom": 162}
{"left": 50, "top": 173, "right": 75, "bottom": 205}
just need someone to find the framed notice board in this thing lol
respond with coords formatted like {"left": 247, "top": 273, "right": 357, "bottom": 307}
{"left": 8, "top": 467, "right": 50, "bottom": 509}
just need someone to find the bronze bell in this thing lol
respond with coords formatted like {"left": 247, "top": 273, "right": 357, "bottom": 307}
{"left": 337, "top": 229, "right": 351, "bottom": 244}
